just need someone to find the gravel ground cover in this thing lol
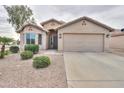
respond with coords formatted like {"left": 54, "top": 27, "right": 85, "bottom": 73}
{"left": 0, "top": 52, "right": 67, "bottom": 88}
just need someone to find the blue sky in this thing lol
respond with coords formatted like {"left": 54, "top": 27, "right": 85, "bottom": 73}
{"left": 0, "top": 5, "right": 124, "bottom": 40}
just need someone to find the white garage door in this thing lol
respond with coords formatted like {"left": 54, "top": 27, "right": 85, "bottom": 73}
{"left": 63, "top": 34, "right": 104, "bottom": 52}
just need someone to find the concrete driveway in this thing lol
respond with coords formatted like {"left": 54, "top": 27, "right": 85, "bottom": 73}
{"left": 64, "top": 52, "right": 124, "bottom": 88}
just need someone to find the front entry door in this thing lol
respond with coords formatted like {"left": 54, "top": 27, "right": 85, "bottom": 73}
{"left": 53, "top": 35, "right": 57, "bottom": 49}
{"left": 49, "top": 34, "right": 57, "bottom": 49}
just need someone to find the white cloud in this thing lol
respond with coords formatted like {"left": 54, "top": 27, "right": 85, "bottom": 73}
{"left": 30, "top": 5, "right": 124, "bottom": 28}
{"left": 0, "top": 5, "right": 124, "bottom": 40}
{"left": 0, "top": 5, "right": 19, "bottom": 40}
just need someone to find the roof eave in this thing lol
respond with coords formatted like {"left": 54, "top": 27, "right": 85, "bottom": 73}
{"left": 40, "top": 18, "right": 64, "bottom": 26}
{"left": 56, "top": 16, "right": 114, "bottom": 32}
{"left": 16, "top": 24, "right": 48, "bottom": 33}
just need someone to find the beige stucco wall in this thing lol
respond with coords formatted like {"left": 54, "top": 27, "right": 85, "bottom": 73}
{"left": 58, "top": 20, "right": 110, "bottom": 51}
{"left": 43, "top": 21, "right": 62, "bottom": 30}
{"left": 110, "top": 35, "right": 124, "bottom": 50}
{"left": 20, "top": 26, "right": 47, "bottom": 51}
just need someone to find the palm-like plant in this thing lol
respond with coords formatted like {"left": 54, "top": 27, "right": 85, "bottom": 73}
{"left": 0, "top": 36, "right": 13, "bottom": 58}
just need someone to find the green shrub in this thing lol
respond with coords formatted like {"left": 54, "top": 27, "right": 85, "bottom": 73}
{"left": 0, "top": 51, "right": 4, "bottom": 59}
{"left": 25, "top": 44, "right": 39, "bottom": 54}
{"left": 4, "top": 50, "right": 11, "bottom": 55}
{"left": 10, "top": 46, "right": 19, "bottom": 53}
{"left": 33, "top": 56, "right": 51, "bottom": 68}
{"left": 20, "top": 51, "right": 33, "bottom": 60}
{"left": 0, "top": 50, "right": 10, "bottom": 58}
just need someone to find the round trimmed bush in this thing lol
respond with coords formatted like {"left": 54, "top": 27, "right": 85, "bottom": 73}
{"left": 25, "top": 44, "right": 39, "bottom": 54}
{"left": 20, "top": 51, "right": 33, "bottom": 60}
{"left": 10, "top": 46, "right": 19, "bottom": 53}
{"left": 33, "top": 56, "right": 51, "bottom": 68}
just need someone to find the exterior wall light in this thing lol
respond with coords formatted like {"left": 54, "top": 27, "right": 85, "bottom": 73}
{"left": 106, "top": 34, "right": 110, "bottom": 38}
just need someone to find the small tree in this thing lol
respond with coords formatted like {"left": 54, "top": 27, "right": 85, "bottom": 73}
{"left": 0, "top": 36, "right": 13, "bottom": 58}
{"left": 3, "top": 5, "right": 35, "bottom": 30}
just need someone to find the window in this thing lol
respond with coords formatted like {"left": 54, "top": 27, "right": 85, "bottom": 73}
{"left": 26, "top": 33, "right": 36, "bottom": 44}
{"left": 26, "top": 33, "right": 30, "bottom": 44}
{"left": 38, "top": 34, "right": 42, "bottom": 44}
{"left": 30, "top": 33, "right": 35, "bottom": 44}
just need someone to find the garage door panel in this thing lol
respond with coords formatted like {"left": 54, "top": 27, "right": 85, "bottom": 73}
{"left": 63, "top": 34, "right": 104, "bottom": 52}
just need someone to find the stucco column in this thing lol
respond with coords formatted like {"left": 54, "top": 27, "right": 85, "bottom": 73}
{"left": 35, "top": 34, "right": 38, "bottom": 45}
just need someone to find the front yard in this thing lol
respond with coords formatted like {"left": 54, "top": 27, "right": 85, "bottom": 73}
{"left": 0, "top": 51, "right": 67, "bottom": 88}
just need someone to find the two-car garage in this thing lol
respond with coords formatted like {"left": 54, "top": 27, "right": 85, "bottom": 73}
{"left": 57, "top": 16, "right": 113, "bottom": 52}
{"left": 63, "top": 34, "right": 104, "bottom": 52}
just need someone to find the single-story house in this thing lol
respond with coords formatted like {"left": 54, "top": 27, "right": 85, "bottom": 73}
{"left": 110, "top": 30, "right": 124, "bottom": 51}
{"left": 17, "top": 19, "right": 64, "bottom": 50}
{"left": 17, "top": 16, "right": 114, "bottom": 52}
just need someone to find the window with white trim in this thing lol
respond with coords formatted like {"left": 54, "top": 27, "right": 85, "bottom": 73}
{"left": 26, "top": 33, "right": 36, "bottom": 44}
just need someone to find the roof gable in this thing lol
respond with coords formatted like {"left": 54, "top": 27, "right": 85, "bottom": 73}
{"left": 16, "top": 23, "right": 48, "bottom": 33}
{"left": 57, "top": 16, "right": 114, "bottom": 31}
{"left": 40, "top": 18, "right": 65, "bottom": 26}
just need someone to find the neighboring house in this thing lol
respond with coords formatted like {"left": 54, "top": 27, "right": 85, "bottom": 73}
{"left": 17, "top": 16, "right": 114, "bottom": 52}
{"left": 110, "top": 29, "right": 124, "bottom": 51}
